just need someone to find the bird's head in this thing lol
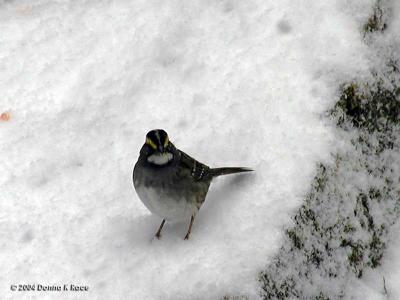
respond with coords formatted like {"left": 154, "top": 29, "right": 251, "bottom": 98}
{"left": 143, "top": 129, "right": 174, "bottom": 165}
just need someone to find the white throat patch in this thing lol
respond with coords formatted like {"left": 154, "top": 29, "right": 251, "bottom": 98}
{"left": 147, "top": 153, "right": 173, "bottom": 165}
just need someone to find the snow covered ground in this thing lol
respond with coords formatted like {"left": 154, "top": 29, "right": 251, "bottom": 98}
{"left": 343, "top": 2, "right": 400, "bottom": 299}
{"left": 348, "top": 222, "right": 400, "bottom": 300}
{"left": 0, "top": 0, "right": 379, "bottom": 299}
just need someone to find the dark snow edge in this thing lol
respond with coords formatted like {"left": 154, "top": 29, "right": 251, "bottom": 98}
{"left": 258, "top": 1, "right": 400, "bottom": 299}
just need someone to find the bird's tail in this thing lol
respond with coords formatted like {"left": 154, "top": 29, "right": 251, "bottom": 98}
{"left": 210, "top": 167, "right": 253, "bottom": 178}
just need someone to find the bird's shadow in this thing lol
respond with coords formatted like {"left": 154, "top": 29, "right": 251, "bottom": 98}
{"left": 199, "top": 172, "right": 256, "bottom": 225}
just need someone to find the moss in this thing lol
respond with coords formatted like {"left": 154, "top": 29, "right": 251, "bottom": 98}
{"left": 286, "top": 229, "right": 304, "bottom": 250}
{"left": 295, "top": 206, "right": 320, "bottom": 232}
{"left": 368, "top": 188, "right": 382, "bottom": 202}
{"left": 315, "top": 292, "right": 330, "bottom": 300}
{"left": 346, "top": 242, "right": 364, "bottom": 277}
{"left": 309, "top": 247, "right": 323, "bottom": 267}
{"left": 368, "top": 232, "right": 385, "bottom": 268}
{"left": 259, "top": 272, "right": 298, "bottom": 300}
{"left": 363, "top": 0, "right": 387, "bottom": 35}
{"left": 331, "top": 83, "right": 362, "bottom": 128}
{"left": 355, "top": 193, "right": 374, "bottom": 230}
{"left": 261, "top": 80, "right": 400, "bottom": 298}
{"left": 343, "top": 223, "right": 356, "bottom": 233}
{"left": 222, "top": 295, "right": 249, "bottom": 300}
{"left": 340, "top": 239, "right": 366, "bottom": 277}
{"left": 259, "top": 2, "right": 399, "bottom": 298}
{"left": 313, "top": 164, "right": 328, "bottom": 193}
{"left": 331, "top": 81, "right": 400, "bottom": 133}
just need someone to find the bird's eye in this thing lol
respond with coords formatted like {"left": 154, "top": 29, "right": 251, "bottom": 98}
{"left": 146, "top": 137, "right": 157, "bottom": 150}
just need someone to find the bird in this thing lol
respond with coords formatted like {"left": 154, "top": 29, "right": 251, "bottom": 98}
{"left": 133, "top": 129, "right": 253, "bottom": 240}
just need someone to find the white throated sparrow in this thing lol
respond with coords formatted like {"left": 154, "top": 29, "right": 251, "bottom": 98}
{"left": 133, "top": 129, "right": 252, "bottom": 239}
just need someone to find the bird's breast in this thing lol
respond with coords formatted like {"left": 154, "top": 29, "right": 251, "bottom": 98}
{"left": 134, "top": 182, "right": 197, "bottom": 222}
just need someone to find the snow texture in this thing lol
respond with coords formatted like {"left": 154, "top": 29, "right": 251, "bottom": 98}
{"left": 260, "top": 128, "right": 400, "bottom": 299}
{"left": 0, "top": 0, "right": 386, "bottom": 299}
{"left": 260, "top": 0, "right": 400, "bottom": 298}
{"left": 349, "top": 222, "right": 400, "bottom": 300}
{"left": 345, "top": 2, "right": 400, "bottom": 299}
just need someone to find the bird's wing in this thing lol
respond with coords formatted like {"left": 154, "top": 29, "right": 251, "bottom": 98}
{"left": 178, "top": 150, "right": 212, "bottom": 181}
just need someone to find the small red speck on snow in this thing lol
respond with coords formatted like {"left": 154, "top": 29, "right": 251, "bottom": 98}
{"left": 1, "top": 112, "right": 11, "bottom": 121}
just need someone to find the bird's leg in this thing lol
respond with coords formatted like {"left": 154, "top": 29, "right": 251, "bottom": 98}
{"left": 184, "top": 214, "right": 195, "bottom": 240}
{"left": 155, "top": 219, "right": 166, "bottom": 239}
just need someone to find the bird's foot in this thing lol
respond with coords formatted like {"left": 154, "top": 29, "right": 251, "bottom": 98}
{"left": 154, "top": 219, "right": 165, "bottom": 240}
{"left": 183, "top": 215, "right": 195, "bottom": 240}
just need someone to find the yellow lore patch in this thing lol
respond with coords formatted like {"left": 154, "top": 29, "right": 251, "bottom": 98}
{"left": 146, "top": 137, "right": 157, "bottom": 149}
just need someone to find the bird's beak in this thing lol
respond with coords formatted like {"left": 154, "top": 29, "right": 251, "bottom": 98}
{"left": 158, "top": 145, "right": 164, "bottom": 153}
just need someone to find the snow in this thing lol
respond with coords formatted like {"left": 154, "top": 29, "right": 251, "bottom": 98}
{"left": 342, "top": 2, "right": 400, "bottom": 299}
{"left": 259, "top": 0, "right": 400, "bottom": 297}
{"left": 346, "top": 222, "right": 400, "bottom": 300}
{"left": 260, "top": 125, "right": 400, "bottom": 298}
{"left": 0, "top": 0, "right": 376, "bottom": 299}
